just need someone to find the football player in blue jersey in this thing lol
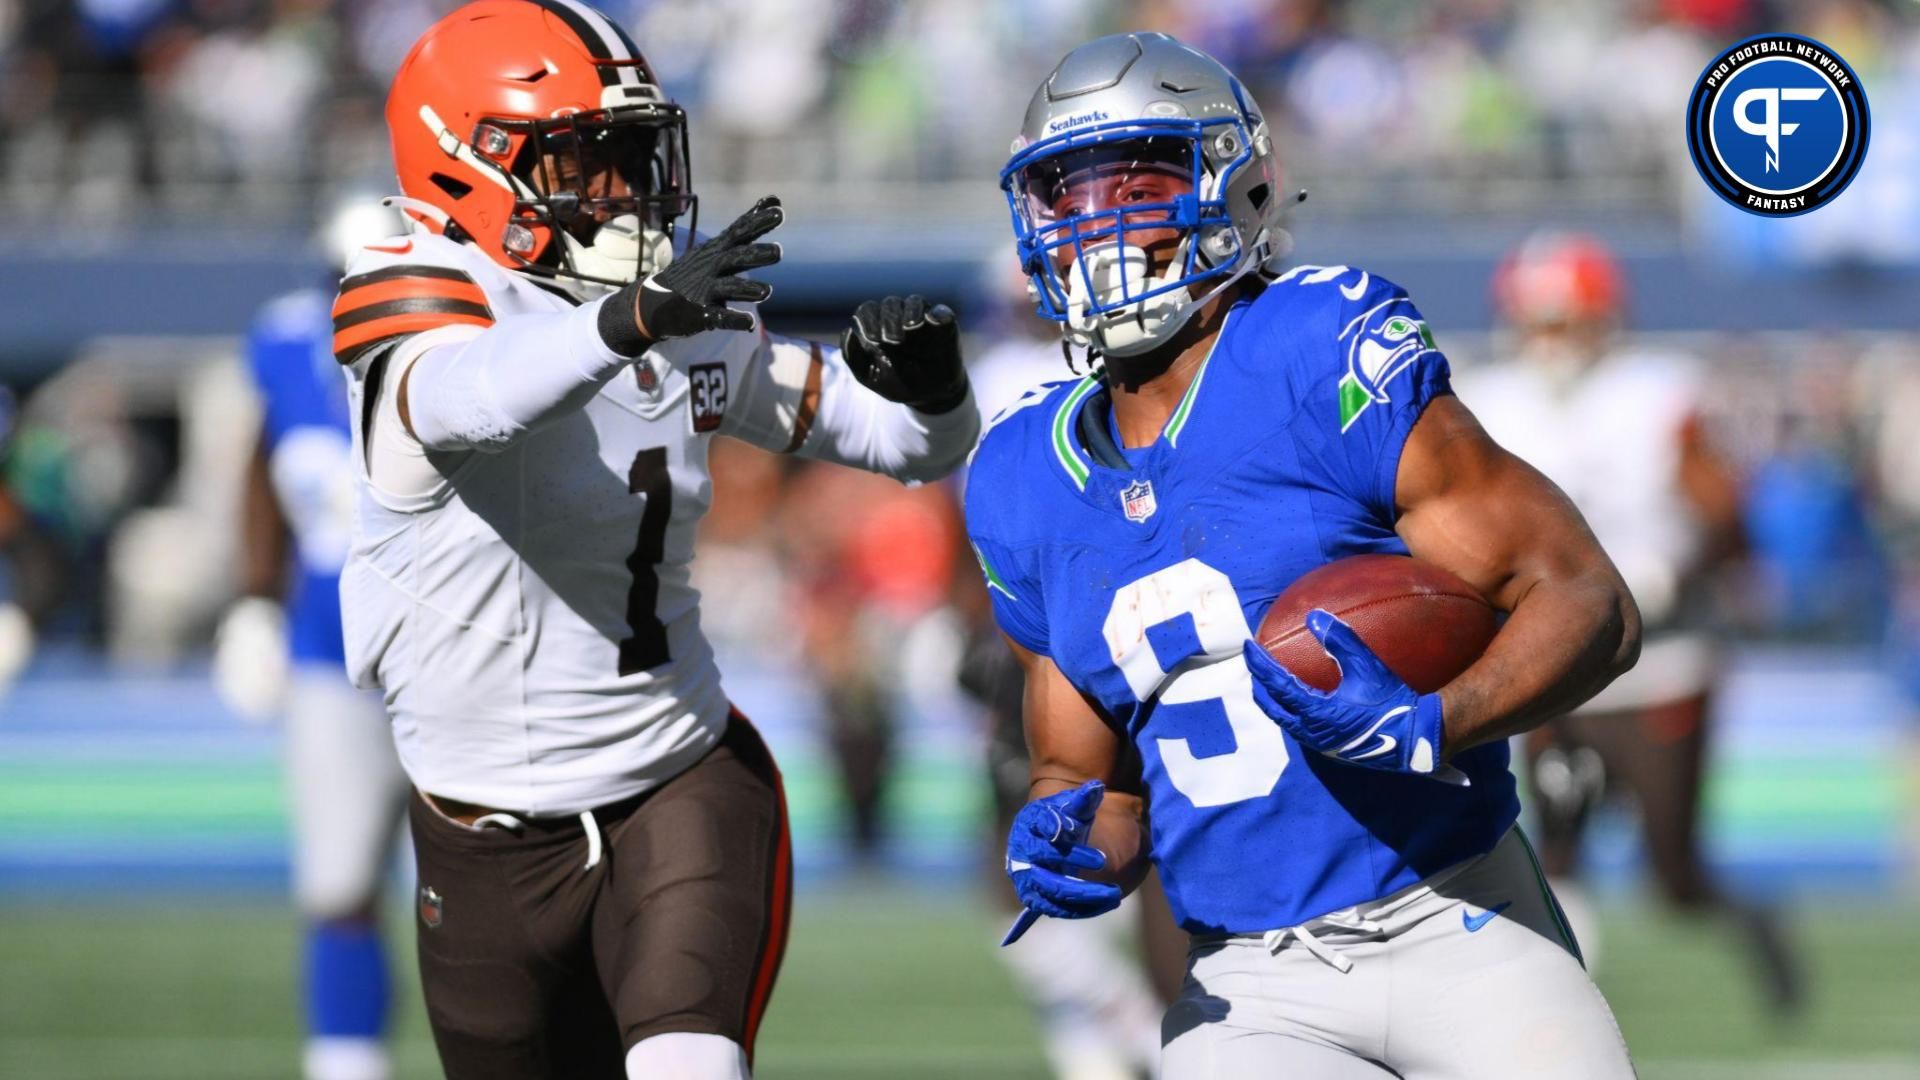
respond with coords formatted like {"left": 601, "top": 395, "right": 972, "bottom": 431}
{"left": 968, "top": 34, "right": 1642, "bottom": 1078}
{"left": 211, "top": 199, "right": 410, "bottom": 1080}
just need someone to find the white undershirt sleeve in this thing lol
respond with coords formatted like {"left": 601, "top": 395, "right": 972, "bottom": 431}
{"left": 720, "top": 328, "right": 980, "bottom": 484}
{"left": 399, "top": 296, "right": 634, "bottom": 454}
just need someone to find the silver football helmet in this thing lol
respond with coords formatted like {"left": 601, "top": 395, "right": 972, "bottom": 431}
{"left": 1003, "top": 33, "right": 1286, "bottom": 357}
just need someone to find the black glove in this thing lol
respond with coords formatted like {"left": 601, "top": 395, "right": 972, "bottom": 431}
{"left": 841, "top": 295, "right": 969, "bottom": 414}
{"left": 599, "top": 196, "right": 783, "bottom": 355}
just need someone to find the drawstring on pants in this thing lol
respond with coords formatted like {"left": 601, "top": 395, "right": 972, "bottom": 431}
{"left": 460, "top": 803, "right": 601, "bottom": 872}
{"left": 1263, "top": 909, "right": 1385, "bottom": 974}
{"left": 580, "top": 809, "right": 603, "bottom": 870}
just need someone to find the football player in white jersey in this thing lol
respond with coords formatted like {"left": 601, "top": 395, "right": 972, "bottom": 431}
{"left": 1458, "top": 231, "right": 1802, "bottom": 1013}
{"left": 333, "top": 3, "right": 978, "bottom": 1078}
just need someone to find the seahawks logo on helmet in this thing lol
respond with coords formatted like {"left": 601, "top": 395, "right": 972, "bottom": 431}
{"left": 1338, "top": 307, "right": 1436, "bottom": 433}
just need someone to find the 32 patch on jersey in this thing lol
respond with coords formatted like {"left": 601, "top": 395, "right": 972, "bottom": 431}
{"left": 689, "top": 362, "right": 728, "bottom": 433}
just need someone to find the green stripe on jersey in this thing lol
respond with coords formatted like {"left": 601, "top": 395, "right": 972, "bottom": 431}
{"left": 971, "top": 543, "right": 1018, "bottom": 601}
{"left": 1050, "top": 376, "right": 1099, "bottom": 490}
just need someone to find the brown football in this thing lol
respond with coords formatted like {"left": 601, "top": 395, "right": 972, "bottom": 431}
{"left": 1257, "top": 554, "right": 1496, "bottom": 693}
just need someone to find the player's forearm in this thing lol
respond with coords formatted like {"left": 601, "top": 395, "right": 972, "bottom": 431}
{"left": 806, "top": 348, "right": 979, "bottom": 483}
{"left": 1087, "top": 805, "right": 1152, "bottom": 895}
{"left": 238, "top": 425, "right": 288, "bottom": 599}
{"left": 1437, "top": 569, "right": 1640, "bottom": 757}
{"left": 402, "top": 299, "right": 634, "bottom": 453}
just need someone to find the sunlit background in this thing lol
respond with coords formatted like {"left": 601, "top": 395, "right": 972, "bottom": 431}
{"left": 2, "top": 0, "right": 1919, "bottom": 1077}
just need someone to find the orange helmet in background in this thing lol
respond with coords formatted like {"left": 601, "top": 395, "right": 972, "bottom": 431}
{"left": 1492, "top": 231, "right": 1625, "bottom": 329}
{"left": 385, "top": 0, "right": 694, "bottom": 297}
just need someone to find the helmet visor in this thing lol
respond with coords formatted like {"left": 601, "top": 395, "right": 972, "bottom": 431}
{"left": 516, "top": 107, "right": 695, "bottom": 242}
{"left": 1013, "top": 136, "right": 1195, "bottom": 234}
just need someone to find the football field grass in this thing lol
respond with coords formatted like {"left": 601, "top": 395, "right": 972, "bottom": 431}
{"left": 1, "top": 885, "right": 1916, "bottom": 1079}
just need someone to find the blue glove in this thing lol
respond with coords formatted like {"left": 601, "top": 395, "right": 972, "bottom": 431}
{"left": 1242, "top": 609, "right": 1466, "bottom": 784}
{"left": 1002, "top": 780, "right": 1122, "bottom": 945}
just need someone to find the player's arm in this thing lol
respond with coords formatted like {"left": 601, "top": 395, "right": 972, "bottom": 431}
{"left": 212, "top": 417, "right": 293, "bottom": 721}
{"left": 1393, "top": 395, "right": 1640, "bottom": 756}
{"left": 721, "top": 296, "right": 979, "bottom": 484}
{"left": 238, "top": 418, "right": 289, "bottom": 600}
{"left": 1243, "top": 274, "right": 1636, "bottom": 779}
{"left": 1011, "top": 634, "right": 1152, "bottom": 894}
{"left": 1677, "top": 410, "right": 1744, "bottom": 561}
{"left": 383, "top": 199, "right": 784, "bottom": 456}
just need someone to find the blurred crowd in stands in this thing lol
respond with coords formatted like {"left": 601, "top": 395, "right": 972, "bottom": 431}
{"left": 6, "top": 0, "right": 1919, "bottom": 219}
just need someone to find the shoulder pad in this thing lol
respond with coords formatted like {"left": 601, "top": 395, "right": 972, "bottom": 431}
{"left": 331, "top": 261, "right": 494, "bottom": 367}
{"left": 1270, "top": 264, "right": 1404, "bottom": 307}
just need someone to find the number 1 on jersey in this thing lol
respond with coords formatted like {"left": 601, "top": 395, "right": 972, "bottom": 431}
{"left": 619, "top": 446, "right": 673, "bottom": 674}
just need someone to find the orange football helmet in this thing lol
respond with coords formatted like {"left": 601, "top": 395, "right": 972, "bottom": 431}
{"left": 1492, "top": 231, "right": 1624, "bottom": 329}
{"left": 385, "top": 0, "right": 693, "bottom": 295}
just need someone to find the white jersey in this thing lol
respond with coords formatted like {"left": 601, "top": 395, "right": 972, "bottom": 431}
{"left": 1455, "top": 347, "right": 1716, "bottom": 708}
{"left": 334, "top": 232, "right": 975, "bottom": 814}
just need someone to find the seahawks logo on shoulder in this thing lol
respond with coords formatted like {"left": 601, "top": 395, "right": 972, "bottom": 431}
{"left": 1337, "top": 303, "right": 1436, "bottom": 433}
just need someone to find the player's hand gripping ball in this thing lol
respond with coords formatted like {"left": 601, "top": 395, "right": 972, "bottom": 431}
{"left": 1244, "top": 611, "right": 1461, "bottom": 782}
{"left": 841, "top": 294, "right": 970, "bottom": 414}
{"left": 1005, "top": 780, "right": 1122, "bottom": 920}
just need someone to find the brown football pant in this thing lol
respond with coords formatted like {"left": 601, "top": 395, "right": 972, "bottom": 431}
{"left": 407, "top": 712, "right": 792, "bottom": 1079}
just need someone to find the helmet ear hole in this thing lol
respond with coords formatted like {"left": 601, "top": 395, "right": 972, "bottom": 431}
{"left": 430, "top": 173, "right": 473, "bottom": 200}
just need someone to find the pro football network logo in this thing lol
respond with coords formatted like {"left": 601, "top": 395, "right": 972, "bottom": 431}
{"left": 1120, "top": 479, "right": 1157, "bottom": 523}
{"left": 1685, "top": 34, "right": 1869, "bottom": 217}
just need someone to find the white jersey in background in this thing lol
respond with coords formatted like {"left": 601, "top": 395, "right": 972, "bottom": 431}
{"left": 1456, "top": 348, "right": 1715, "bottom": 710}
{"left": 335, "top": 231, "right": 976, "bottom": 815}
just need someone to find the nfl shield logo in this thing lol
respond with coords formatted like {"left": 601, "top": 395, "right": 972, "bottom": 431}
{"left": 419, "top": 885, "right": 443, "bottom": 929}
{"left": 634, "top": 358, "right": 661, "bottom": 396}
{"left": 1120, "top": 479, "right": 1157, "bottom": 523}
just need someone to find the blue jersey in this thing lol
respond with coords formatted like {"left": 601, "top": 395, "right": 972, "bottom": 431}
{"left": 965, "top": 266, "right": 1520, "bottom": 935}
{"left": 245, "top": 289, "right": 355, "bottom": 667}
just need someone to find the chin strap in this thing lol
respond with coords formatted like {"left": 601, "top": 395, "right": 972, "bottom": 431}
{"left": 382, "top": 195, "right": 449, "bottom": 235}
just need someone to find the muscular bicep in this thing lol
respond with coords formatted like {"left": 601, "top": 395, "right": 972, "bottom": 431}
{"left": 1006, "top": 634, "right": 1145, "bottom": 802}
{"left": 1393, "top": 394, "right": 1623, "bottom": 612}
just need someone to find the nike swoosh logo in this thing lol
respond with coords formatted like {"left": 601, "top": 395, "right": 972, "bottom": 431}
{"left": 367, "top": 241, "right": 413, "bottom": 254}
{"left": 1339, "top": 272, "right": 1370, "bottom": 301}
{"left": 1462, "top": 901, "right": 1512, "bottom": 932}
{"left": 1339, "top": 705, "right": 1410, "bottom": 761}
{"left": 1349, "top": 732, "right": 1396, "bottom": 760}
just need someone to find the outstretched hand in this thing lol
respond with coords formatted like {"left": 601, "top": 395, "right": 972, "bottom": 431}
{"left": 631, "top": 195, "right": 785, "bottom": 342}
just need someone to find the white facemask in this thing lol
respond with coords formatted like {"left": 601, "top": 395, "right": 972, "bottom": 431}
{"left": 548, "top": 214, "right": 675, "bottom": 300}
{"left": 1063, "top": 241, "right": 1200, "bottom": 357}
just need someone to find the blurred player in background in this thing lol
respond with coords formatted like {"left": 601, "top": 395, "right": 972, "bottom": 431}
{"left": 336, "top": 3, "right": 976, "bottom": 1077}
{"left": 212, "top": 195, "right": 410, "bottom": 1080}
{"left": 974, "top": 34, "right": 1638, "bottom": 1077}
{"left": 1458, "top": 231, "right": 1804, "bottom": 1013}
{"left": 0, "top": 387, "right": 39, "bottom": 695}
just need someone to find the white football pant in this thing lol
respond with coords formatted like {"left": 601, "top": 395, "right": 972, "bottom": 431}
{"left": 1162, "top": 827, "right": 1632, "bottom": 1079}
{"left": 998, "top": 892, "right": 1165, "bottom": 1080}
{"left": 285, "top": 670, "right": 409, "bottom": 918}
